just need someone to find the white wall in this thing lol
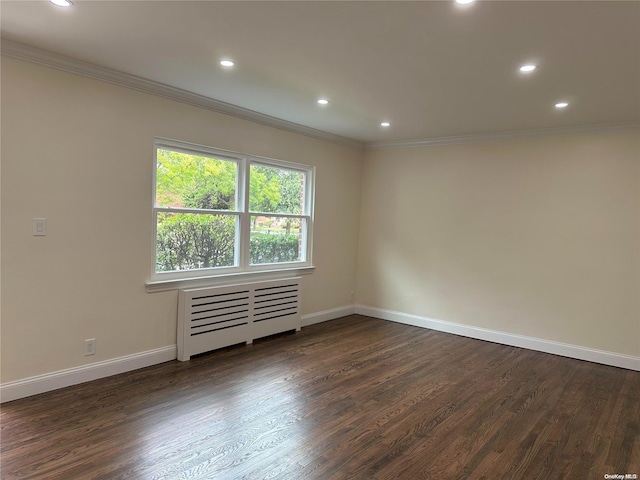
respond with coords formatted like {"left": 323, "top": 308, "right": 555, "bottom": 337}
{"left": 1, "top": 57, "right": 362, "bottom": 384}
{"left": 2, "top": 54, "right": 638, "bottom": 394}
{"left": 358, "top": 132, "right": 640, "bottom": 358}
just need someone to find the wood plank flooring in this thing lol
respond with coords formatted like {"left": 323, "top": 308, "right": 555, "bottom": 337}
{"left": 1, "top": 315, "right": 639, "bottom": 479}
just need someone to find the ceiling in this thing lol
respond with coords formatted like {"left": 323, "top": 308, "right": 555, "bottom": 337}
{"left": 1, "top": 1, "right": 639, "bottom": 146}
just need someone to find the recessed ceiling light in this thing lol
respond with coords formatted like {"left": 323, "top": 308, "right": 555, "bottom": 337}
{"left": 555, "top": 102, "right": 569, "bottom": 109}
{"left": 455, "top": 0, "right": 476, "bottom": 5}
{"left": 519, "top": 64, "right": 537, "bottom": 73}
{"left": 317, "top": 99, "right": 329, "bottom": 105}
{"left": 381, "top": 122, "right": 391, "bottom": 127}
{"left": 51, "top": 0, "right": 73, "bottom": 6}
{"left": 220, "top": 60, "right": 235, "bottom": 68}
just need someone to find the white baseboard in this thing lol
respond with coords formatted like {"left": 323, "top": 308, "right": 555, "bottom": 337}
{"left": 301, "top": 305, "right": 356, "bottom": 326}
{"left": 355, "top": 305, "right": 640, "bottom": 372}
{"left": 7, "top": 303, "right": 633, "bottom": 403}
{"left": 0, "top": 305, "right": 356, "bottom": 403}
{"left": 0, "top": 346, "right": 177, "bottom": 403}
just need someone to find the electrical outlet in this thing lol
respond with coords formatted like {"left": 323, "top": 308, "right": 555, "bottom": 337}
{"left": 84, "top": 338, "right": 96, "bottom": 356}
{"left": 350, "top": 290, "right": 355, "bottom": 302}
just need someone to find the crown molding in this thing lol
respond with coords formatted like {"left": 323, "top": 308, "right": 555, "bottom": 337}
{"left": 0, "top": 39, "right": 363, "bottom": 150}
{"left": 3, "top": 39, "right": 638, "bottom": 152}
{"left": 367, "top": 122, "right": 640, "bottom": 150}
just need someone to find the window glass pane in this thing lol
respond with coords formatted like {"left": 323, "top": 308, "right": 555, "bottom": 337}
{"left": 250, "top": 216, "right": 303, "bottom": 264}
{"left": 156, "top": 148, "right": 237, "bottom": 210}
{"left": 249, "top": 164, "right": 305, "bottom": 214}
{"left": 156, "top": 212, "right": 236, "bottom": 272}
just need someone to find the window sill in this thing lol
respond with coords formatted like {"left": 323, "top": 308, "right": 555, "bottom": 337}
{"left": 146, "top": 266, "right": 316, "bottom": 293}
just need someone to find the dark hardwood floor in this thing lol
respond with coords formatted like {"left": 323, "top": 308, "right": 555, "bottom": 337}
{"left": 1, "top": 315, "right": 639, "bottom": 479}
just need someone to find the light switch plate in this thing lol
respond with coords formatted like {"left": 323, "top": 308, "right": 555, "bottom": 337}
{"left": 33, "top": 218, "right": 46, "bottom": 236}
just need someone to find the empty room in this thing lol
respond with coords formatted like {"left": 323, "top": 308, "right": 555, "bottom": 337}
{"left": 1, "top": 1, "right": 639, "bottom": 479}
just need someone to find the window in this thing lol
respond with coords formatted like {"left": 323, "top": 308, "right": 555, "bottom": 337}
{"left": 152, "top": 139, "right": 314, "bottom": 282}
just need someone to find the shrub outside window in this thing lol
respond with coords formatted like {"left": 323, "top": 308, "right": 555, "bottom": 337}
{"left": 153, "top": 139, "right": 314, "bottom": 280}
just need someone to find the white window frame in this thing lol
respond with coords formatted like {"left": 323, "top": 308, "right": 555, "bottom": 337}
{"left": 148, "top": 138, "right": 315, "bottom": 291}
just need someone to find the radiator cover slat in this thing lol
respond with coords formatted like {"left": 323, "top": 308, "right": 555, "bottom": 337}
{"left": 177, "top": 277, "right": 302, "bottom": 361}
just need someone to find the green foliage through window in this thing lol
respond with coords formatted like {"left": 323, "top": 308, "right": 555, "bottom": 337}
{"left": 156, "top": 149, "right": 237, "bottom": 210}
{"left": 250, "top": 233, "right": 300, "bottom": 264}
{"left": 249, "top": 164, "right": 304, "bottom": 214}
{"left": 154, "top": 142, "right": 312, "bottom": 276}
{"left": 156, "top": 213, "right": 235, "bottom": 271}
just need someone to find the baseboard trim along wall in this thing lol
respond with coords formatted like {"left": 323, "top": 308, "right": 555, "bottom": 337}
{"left": 0, "top": 346, "right": 177, "bottom": 404}
{"left": 4, "top": 303, "right": 636, "bottom": 402}
{"left": 355, "top": 305, "right": 640, "bottom": 372}
{"left": 0, "top": 305, "right": 356, "bottom": 403}
{"left": 301, "top": 305, "right": 356, "bottom": 327}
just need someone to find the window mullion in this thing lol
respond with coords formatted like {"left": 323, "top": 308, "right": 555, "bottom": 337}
{"left": 239, "top": 157, "right": 251, "bottom": 269}
{"left": 155, "top": 206, "right": 242, "bottom": 215}
{"left": 247, "top": 212, "right": 309, "bottom": 220}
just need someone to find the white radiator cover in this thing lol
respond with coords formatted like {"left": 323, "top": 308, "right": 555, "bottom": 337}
{"left": 177, "top": 277, "right": 302, "bottom": 361}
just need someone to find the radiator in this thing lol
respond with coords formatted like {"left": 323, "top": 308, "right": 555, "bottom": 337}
{"left": 177, "top": 277, "right": 302, "bottom": 361}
